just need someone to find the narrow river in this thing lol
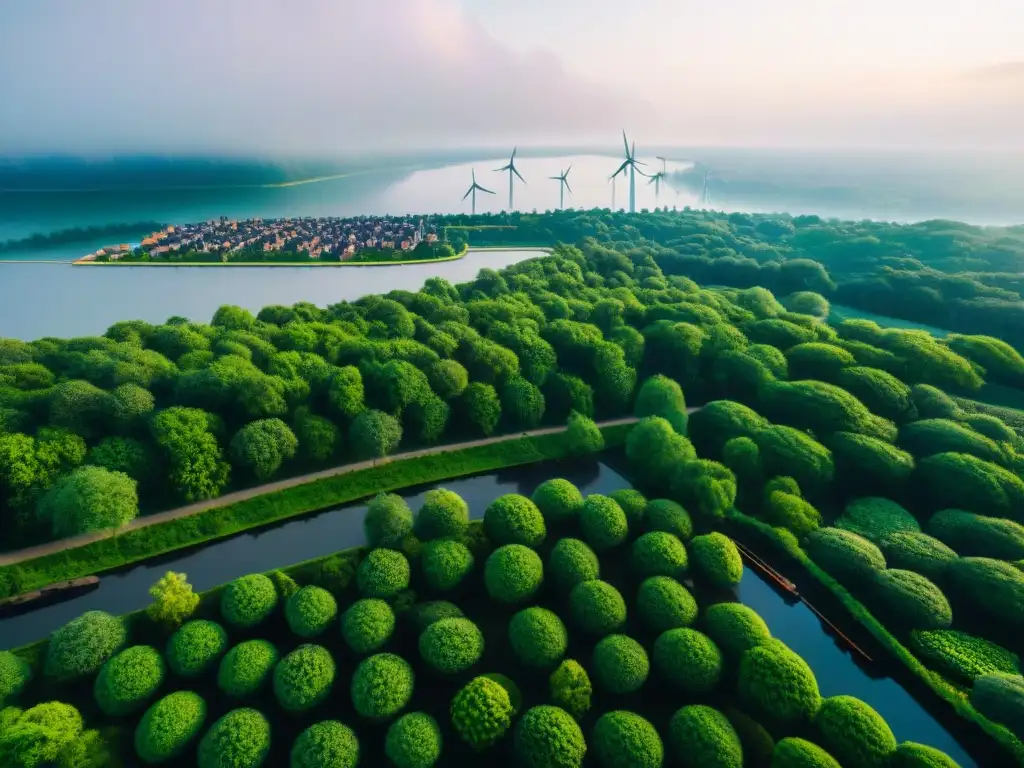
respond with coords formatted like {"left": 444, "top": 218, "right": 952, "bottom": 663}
{"left": 0, "top": 454, "right": 979, "bottom": 766}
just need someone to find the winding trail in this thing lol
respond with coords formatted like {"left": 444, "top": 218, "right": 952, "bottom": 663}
{"left": 0, "top": 415, "right": 656, "bottom": 567}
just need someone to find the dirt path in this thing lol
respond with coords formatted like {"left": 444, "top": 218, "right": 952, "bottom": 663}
{"left": 0, "top": 415, "right": 654, "bottom": 567}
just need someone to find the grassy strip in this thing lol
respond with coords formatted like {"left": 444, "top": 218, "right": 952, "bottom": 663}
{"left": 726, "top": 509, "right": 1024, "bottom": 764}
{"left": 0, "top": 424, "right": 632, "bottom": 598}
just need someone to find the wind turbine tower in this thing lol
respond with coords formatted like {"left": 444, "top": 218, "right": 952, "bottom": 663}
{"left": 495, "top": 148, "right": 526, "bottom": 210}
{"left": 549, "top": 166, "right": 572, "bottom": 209}
{"left": 700, "top": 170, "right": 711, "bottom": 208}
{"left": 609, "top": 166, "right": 624, "bottom": 210}
{"left": 656, "top": 156, "right": 668, "bottom": 173}
{"left": 462, "top": 169, "right": 495, "bottom": 215}
{"left": 648, "top": 171, "right": 667, "bottom": 203}
{"left": 613, "top": 131, "right": 646, "bottom": 213}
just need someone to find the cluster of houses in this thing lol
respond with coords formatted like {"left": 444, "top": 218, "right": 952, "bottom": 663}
{"left": 79, "top": 215, "right": 441, "bottom": 261}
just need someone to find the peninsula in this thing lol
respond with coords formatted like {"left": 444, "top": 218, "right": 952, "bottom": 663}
{"left": 75, "top": 214, "right": 458, "bottom": 265}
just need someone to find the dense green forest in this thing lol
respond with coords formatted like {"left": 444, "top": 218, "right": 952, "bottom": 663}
{"left": 3, "top": 215, "right": 1024, "bottom": 767}
{"left": 443, "top": 209, "right": 1024, "bottom": 350}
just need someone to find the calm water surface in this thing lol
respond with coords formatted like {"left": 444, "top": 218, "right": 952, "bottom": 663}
{"left": 0, "top": 248, "right": 540, "bottom": 339}
{"left": 0, "top": 456, "right": 978, "bottom": 766}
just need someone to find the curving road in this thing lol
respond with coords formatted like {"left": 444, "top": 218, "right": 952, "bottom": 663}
{"left": 0, "top": 414, "right": 668, "bottom": 567}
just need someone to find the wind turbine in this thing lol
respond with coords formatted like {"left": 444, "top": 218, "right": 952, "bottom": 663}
{"left": 549, "top": 166, "right": 572, "bottom": 209}
{"left": 495, "top": 147, "right": 526, "bottom": 210}
{"left": 461, "top": 169, "right": 495, "bottom": 215}
{"left": 609, "top": 165, "right": 625, "bottom": 210}
{"left": 656, "top": 156, "right": 668, "bottom": 173}
{"left": 647, "top": 171, "right": 667, "bottom": 202}
{"left": 700, "top": 169, "right": 711, "bottom": 208}
{"left": 612, "top": 131, "right": 646, "bottom": 213}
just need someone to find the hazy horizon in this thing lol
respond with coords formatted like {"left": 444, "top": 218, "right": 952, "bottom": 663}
{"left": 1, "top": 0, "right": 1022, "bottom": 157}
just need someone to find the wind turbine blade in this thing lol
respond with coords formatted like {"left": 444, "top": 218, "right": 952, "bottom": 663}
{"left": 622, "top": 130, "right": 630, "bottom": 157}
{"left": 565, "top": 165, "right": 572, "bottom": 176}
{"left": 480, "top": 186, "right": 496, "bottom": 195}
{"left": 512, "top": 147, "right": 517, "bottom": 160}
{"left": 549, "top": 176, "right": 561, "bottom": 181}
{"left": 564, "top": 179, "right": 572, "bottom": 195}
{"left": 513, "top": 166, "right": 526, "bottom": 183}
{"left": 495, "top": 164, "right": 510, "bottom": 172}
{"left": 462, "top": 188, "right": 472, "bottom": 201}
{"left": 613, "top": 160, "right": 630, "bottom": 177}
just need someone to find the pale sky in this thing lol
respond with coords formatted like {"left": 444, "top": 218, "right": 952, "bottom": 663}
{"left": 0, "top": 0, "right": 1021, "bottom": 155}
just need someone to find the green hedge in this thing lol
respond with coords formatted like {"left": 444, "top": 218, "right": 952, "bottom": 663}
{"left": 273, "top": 644, "right": 336, "bottom": 712}
{"left": 217, "top": 640, "right": 279, "bottom": 698}
{"left": 702, "top": 602, "right": 772, "bottom": 659}
{"left": 509, "top": 607, "right": 568, "bottom": 670}
{"left": 738, "top": 639, "right": 822, "bottom": 728}
{"left": 970, "top": 673, "right": 1024, "bottom": 740}
{"left": 910, "top": 629, "right": 1020, "bottom": 684}
{"left": 197, "top": 707, "right": 271, "bottom": 768}
{"left": 341, "top": 598, "right": 396, "bottom": 655}
{"left": 514, "top": 705, "right": 586, "bottom": 768}
{"left": 285, "top": 585, "right": 338, "bottom": 638}
{"left": 166, "top": 619, "right": 228, "bottom": 678}
{"left": 667, "top": 705, "right": 743, "bottom": 768}
{"left": 351, "top": 653, "right": 414, "bottom": 720}
{"left": 484, "top": 494, "right": 547, "bottom": 547}
{"left": 291, "top": 720, "right": 360, "bottom": 768}
{"left": 836, "top": 498, "right": 920, "bottom": 544}
{"left": 580, "top": 494, "right": 629, "bottom": 552}
{"left": 356, "top": 549, "right": 411, "bottom": 599}
{"left": 531, "top": 479, "right": 585, "bottom": 525}
{"left": 642, "top": 499, "right": 693, "bottom": 541}
{"left": 485, "top": 544, "right": 544, "bottom": 604}
{"left": 631, "top": 531, "right": 688, "bottom": 579}
{"left": 547, "top": 538, "right": 600, "bottom": 593}
{"left": 420, "top": 539, "right": 475, "bottom": 592}
{"left": 414, "top": 488, "right": 470, "bottom": 541}
{"left": 44, "top": 610, "right": 126, "bottom": 683}
{"left": 878, "top": 532, "right": 958, "bottom": 584}
{"left": 451, "top": 675, "right": 514, "bottom": 750}
{"left": 134, "top": 690, "right": 207, "bottom": 764}
{"left": 549, "top": 660, "right": 591, "bottom": 721}
{"left": 866, "top": 569, "right": 953, "bottom": 632}
{"left": 385, "top": 713, "right": 441, "bottom": 768}
{"left": 652, "top": 628, "right": 723, "bottom": 695}
{"left": 690, "top": 532, "right": 743, "bottom": 588}
{"left": 419, "top": 617, "right": 484, "bottom": 675}
{"left": 772, "top": 737, "right": 841, "bottom": 768}
{"left": 636, "top": 576, "right": 698, "bottom": 633}
{"left": 569, "top": 580, "right": 626, "bottom": 637}
{"left": 813, "top": 695, "right": 897, "bottom": 768}
{"left": 592, "top": 635, "right": 649, "bottom": 695}
{"left": 94, "top": 645, "right": 165, "bottom": 717}
{"left": 805, "top": 528, "right": 887, "bottom": 584}
{"left": 591, "top": 711, "right": 663, "bottom": 768}
{"left": 220, "top": 574, "right": 278, "bottom": 629}
{"left": 929, "top": 509, "right": 1024, "bottom": 561}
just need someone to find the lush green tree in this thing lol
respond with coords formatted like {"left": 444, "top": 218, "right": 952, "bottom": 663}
{"left": 328, "top": 366, "right": 365, "bottom": 420}
{"left": 484, "top": 544, "right": 544, "bottom": 604}
{"left": 94, "top": 645, "right": 166, "bottom": 717}
{"left": 813, "top": 695, "right": 897, "bottom": 768}
{"left": 150, "top": 406, "right": 230, "bottom": 503}
{"left": 569, "top": 580, "right": 626, "bottom": 637}
{"left": 785, "top": 343, "right": 855, "bottom": 382}
{"left": 461, "top": 382, "right": 501, "bottom": 436}
{"left": 0, "top": 651, "right": 31, "bottom": 707}
{"left": 451, "top": 676, "right": 514, "bottom": 750}
{"left": 134, "top": 690, "right": 208, "bottom": 763}
{"left": 364, "top": 492, "right": 414, "bottom": 548}
{"left": 349, "top": 409, "right": 402, "bottom": 459}
{"left": 221, "top": 573, "right": 278, "bottom": 629}
{"left": 634, "top": 374, "right": 687, "bottom": 432}
{"left": 625, "top": 416, "right": 697, "bottom": 492}
{"left": 703, "top": 603, "right": 772, "bottom": 659}
{"left": 970, "top": 673, "right": 1024, "bottom": 740}
{"left": 636, "top": 575, "right": 697, "bottom": 632}
{"left": 229, "top": 417, "right": 298, "bottom": 480}
{"left": 385, "top": 713, "right": 441, "bottom": 768}
{"left": 484, "top": 494, "right": 546, "bottom": 547}
{"left": 291, "top": 721, "right": 360, "bottom": 768}
{"left": 420, "top": 617, "right": 484, "bottom": 674}
{"left": 146, "top": 571, "right": 200, "bottom": 629}
{"left": 341, "top": 598, "right": 396, "bottom": 655}
{"left": 593, "top": 635, "right": 649, "bottom": 695}
{"left": 738, "top": 639, "right": 822, "bottom": 728}
{"left": 929, "top": 509, "right": 1024, "bottom": 560}
{"left": 509, "top": 607, "right": 568, "bottom": 670}
{"left": 351, "top": 653, "right": 415, "bottom": 720}
{"left": 836, "top": 366, "right": 916, "bottom": 423}
{"left": 946, "top": 558, "right": 1024, "bottom": 634}
{"left": 532, "top": 478, "right": 584, "bottom": 525}
{"left": 166, "top": 619, "right": 229, "bottom": 678}
{"left": 914, "top": 452, "right": 1024, "bottom": 520}
{"left": 826, "top": 431, "right": 915, "bottom": 496}
{"left": 292, "top": 406, "right": 340, "bottom": 462}
{"left": 45, "top": 611, "right": 127, "bottom": 682}
{"left": 549, "top": 660, "right": 592, "bottom": 721}
{"left": 591, "top": 711, "right": 663, "bottom": 768}
{"left": 565, "top": 411, "right": 605, "bottom": 456}
{"left": 285, "top": 586, "right": 338, "bottom": 638}
{"left": 501, "top": 376, "right": 545, "bottom": 429}
{"left": 672, "top": 460, "right": 737, "bottom": 520}
{"left": 427, "top": 360, "right": 469, "bottom": 401}
{"left": 764, "top": 490, "right": 823, "bottom": 537}
{"left": 421, "top": 539, "right": 475, "bottom": 592}
{"left": 196, "top": 708, "right": 271, "bottom": 768}
{"left": 37, "top": 465, "right": 137, "bottom": 539}
{"left": 217, "top": 640, "right": 279, "bottom": 699}
{"left": 414, "top": 488, "right": 469, "bottom": 540}
{"left": 866, "top": 569, "right": 952, "bottom": 631}
{"left": 643, "top": 498, "right": 694, "bottom": 540}
{"left": 356, "top": 549, "right": 411, "bottom": 599}
{"left": 691, "top": 532, "right": 743, "bottom": 587}
{"left": 274, "top": 644, "right": 336, "bottom": 712}
{"left": 543, "top": 373, "right": 594, "bottom": 421}
{"left": 772, "top": 737, "right": 841, "bottom": 768}
{"left": 631, "top": 532, "right": 688, "bottom": 579}
{"left": 836, "top": 497, "right": 920, "bottom": 544}
{"left": 514, "top": 705, "right": 586, "bottom": 768}
{"left": 667, "top": 705, "right": 743, "bottom": 768}
{"left": 687, "top": 400, "right": 769, "bottom": 459}
{"left": 0, "top": 702, "right": 84, "bottom": 768}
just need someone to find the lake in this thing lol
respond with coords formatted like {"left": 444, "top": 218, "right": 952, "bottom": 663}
{"left": 0, "top": 248, "right": 543, "bottom": 340}
{"left": 0, "top": 455, "right": 983, "bottom": 767}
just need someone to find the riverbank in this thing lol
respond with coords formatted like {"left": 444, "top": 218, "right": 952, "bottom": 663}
{"left": 725, "top": 509, "right": 1024, "bottom": 766}
{"left": 0, "top": 418, "right": 636, "bottom": 598}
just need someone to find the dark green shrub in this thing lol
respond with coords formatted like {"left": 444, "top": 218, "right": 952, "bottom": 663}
{"left": 134, "top": 690, "right": 207, "bottom": 764}
{"left": 44, "top": 610, "right": 127, "bottom": 682}
{"left": 341, "top": 598, "right": 395, "bottom": 654}
{"left": 785, "top": 342, "right": 855, "bottom": 381}
{"left": 835, "top": 366, "right": 915, "bottom": 423}
{"left": 914, "top": 452, "right": 1024, "bottom": 521}
{"left": 409, "top": 601, "right": 464, "bottom": 632}
{"left": 419, "top": 618, "right": 484, "bottom": 674}
{"left": 548, "top": 538, "right": 600, "bottom": 593}
{"left": 836, "top": 498, "right": 920, "bottom": 544}
{"left": 929, "top": 509, "right": 1024, "bottom": 560}
{"left": 357, "top": 549, "right": 411, "bottom": 599}
{"left": 910, "top": 629, "right": 1019, "bottom": 683}
{"left": 484, "top": 494, "right": 546, "bottom": 547}
{"left": 688, "top": 400, "right": 769, "bottom": 459}
{"left": 609, "top": 489, "right": 647, "bottom": 531}
{"left": 386, "top": 713, "right": 442, "bottom": 768}
{"left": 739, "top": 639, "right": 822, "bottom": 727}
{"left": 672, "top": 459, "right": 738, "bottom": 521}
{"left": 878, "top": 532, "right": 958, "bottom": 583}
{"left": 484, "top": 544, "right": 544, "bottom": 604}
{"left": 653, "top": 628, "right": 722, "bottom": 694}
{"left": 197, "top": 708, "right": 271, "bottom": 768}
{"left": 565, "top": 411, "right": 606, "bottom": 456}
{"left": 724, "top": 708, "right": 775, "bottom": 768}
{"left": 167, "top": 619, "right": 228, "bottom": 678}
{"left": 569, "top": 580, "right": 626, "bottom": 637}
{"left": 514, "top": 705, "right": 587, "bottom": 768}
{"left": 946, "top": 557, "right": 1024, "bottom": 632}
{"left": 451, "top": 676, "right": 514, "bottom": 750}
{"left": 636, "top": 576, "right": 698, "bottom": 632}
{"left": 867, "top": 569, "right": 952, "bottom": 631}
{"left": 703, "top": 603, "right": 772, "bottom": 658}
{"left": 899, "top": 419, "right": 1005, "bottom": 465}
{"left": 414, "top": 489, "right": 469, "bottom": 541}
{"left": 593, "top": 635, "right": 649, "bottom": 695}
{"left": 970, "top": 673, "right": 1024, "bottom": 740}
{"left": 217, "top": 640, "right": 279, "bottom": 699}
{"left": 220, "top": 574, "right": 278, "bottom": 629}
{"left": 274, "top": 644, "right": 336, "bottom": 713}
{"left": 754, "top": 424, "right": 835, "bottom": 496}
{"left": 827, "top": 431, "right": 915, "bottom": 495}
{"left": 94, "top": 645, "right": 166, "bottom": 717}
{"left": 634, "top": 374, "right": 687, "bottom": 424}
{"left": 285, "top": 586, "right": 338, "bottom": 638}
{"left": 0, "top": 651, "right": 31, "bottom": 706}
{"left": 805, "top": 528, "right": 886, "bottom": 583}
{"left": 531, "top": 479, "right": 584, "bottom": 525}
{"left": 351, "top": 653, "right": 414, "bottom": 720}
{"left": 643, "top": 499, "right": 693, "bottom": 540}
{"left": 771, "top": 737, "right": 841, "bottom": 768}
{"left": 291, "top": 721, "right": 360, "bottom": 768}
{"left": 691, "top": 532, "right": 743, "bottom": 587}
{"left": 509, "top": 607, "right": 568, "bottom": 669}
{"left": 626, "top": 416, "right": 697, "bottom": 491}
{"left": 813, "top": 695, "right": 896, "bottom": 768}
{"left": 0, "top": 701, "right": 84, "bottom": 767}
{"left": 591, "top": 711, "right": 663, "bottom": 768}
{"left": 889, "top": 742, "right": 961, "bottom": 768}
{"left": 667, "top": 705, "right": 742, "bottom": 768}
{"left": 549, "top": 660, "right": 592, "bottom": 721}
{"left": 580, "top": 494, "right": 629, "bottom": 552}
{"left": 365, "top": 493, "right": 415, "bottom": 548}
{"left": 421, "top": 539, "right": 475, "bottom": 592}
{"left": 631, "top": 531, "right": 688, "bottom": 579}
{"left": 270, "top": 570, "right": 300, "bottom": 600}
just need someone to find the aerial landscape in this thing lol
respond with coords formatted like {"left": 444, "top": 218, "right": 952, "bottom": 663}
{"left": 2, "top": 1, "right": 1024, "bottom": 768}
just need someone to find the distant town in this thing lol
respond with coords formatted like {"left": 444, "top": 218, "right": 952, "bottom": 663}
{"left": 79, "top": 215, "right": 444, "bottom": 263}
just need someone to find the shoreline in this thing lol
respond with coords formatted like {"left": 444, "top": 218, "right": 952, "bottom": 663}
{"left": 69, "top": 244, "right": 550, "bottom": 267}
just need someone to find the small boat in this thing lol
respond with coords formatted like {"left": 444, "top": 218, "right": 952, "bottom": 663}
{"left": 0, "top": 575, "right": 100, "bottom": 616}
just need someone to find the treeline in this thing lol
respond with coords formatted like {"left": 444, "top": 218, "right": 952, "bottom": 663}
{"left": 2, "top": 233, "right": 1021, "bottom": 556}
{"left": 0, "top": 222, "right": 166, "bottom": 252}
{"left": 438, "top": 208, "right": 1024, "bottom": 349}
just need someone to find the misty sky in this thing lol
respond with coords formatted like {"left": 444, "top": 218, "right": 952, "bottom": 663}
{"left": 1, "top": 0, "right": 1022, "bottom": 156}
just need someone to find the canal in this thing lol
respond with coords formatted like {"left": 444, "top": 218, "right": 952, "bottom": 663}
{"left": 0, "top": 454, "right": 980, "bottom": 766}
